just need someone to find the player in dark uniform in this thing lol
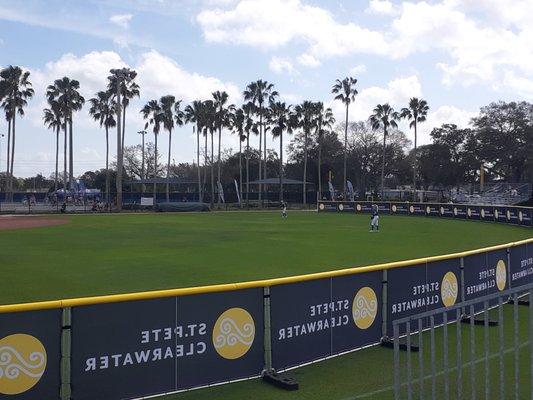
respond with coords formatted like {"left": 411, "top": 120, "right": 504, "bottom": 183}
{"left": 370, "top": 204, "right": 379, "bottom": 232}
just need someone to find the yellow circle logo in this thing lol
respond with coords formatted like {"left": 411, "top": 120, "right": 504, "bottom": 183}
{"left": 467, "top": 208, "right": 472, "bottom": 217}
{"left": 356, "top": 204, "right": 361, "bottom": 211}
{"left": 409, "top": 205, "right": 414, "bottom": 213}
{"left": 352, "top": 287, "right": 378, "bottom": 330}
{"left": 496, "top": 260, "right": 507, "bottom": 291}
{"left": 453, "top": 207, "right": 458, "bottom": 216}
{"left": 481, "top": 209, "right": 485, "bottom": 218}
{"left": 440, "top": 207, "right": 444, "bottom": 215}
{"left": 519, "top": 211, "right": 523, "bottom": 222}
{"left": 426, "top": 206, "right": 431, "bottom": 214}
{"left": 506, "top": 210, "right": 511, "bottom": 220}
{"left": 392, "top": 205, "right": 397, "bottom": 212}
{"left": 338, "top": 204, "right": 344, "bottom": 211}
{"left": 441, "top": 272, "right": 458, "bottom": 307}
{"left": 319, "top": 203, "right": 325, "bottom": 210}
{"left": 0, "top": 334, "right": 47, "bottom": 395}
{"left": 212, "top": 308, "right": 255, "bottom": 360}
{"left": 494, "top": 209, "right": 499, "bottom": 219}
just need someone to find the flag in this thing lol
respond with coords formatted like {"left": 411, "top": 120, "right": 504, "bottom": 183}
{"left": 328, "top": 180, "right": 335, "bottom": 201}
{"left": 347, "top": 180, "right": 355, "bottom": 201}
{"left": 234, "top": 179, "right": 241, "bottom": 205}
{"left": 217, "top": 181, "right": 225, "bottom": 203}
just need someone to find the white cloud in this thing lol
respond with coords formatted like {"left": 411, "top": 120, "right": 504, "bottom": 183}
{"left": 196, "top": 0, "right": 389, "bottom": 61}
{"left": 420, "top": 105, "right": 476, "bottom": 145}
{"left": 109, "top": 14, "right": 133, "bottom": 29}
{"left": 350, "top": 64, "right": 367, "bottom": 75}
{"left": 297, "top": 53, "right": 321, "bottom": 68}
{"left": 365, "top": 0, "right": 397, "bottom": 16}
{"left": 268, "top": 56, "right": 297, "bottom": 75}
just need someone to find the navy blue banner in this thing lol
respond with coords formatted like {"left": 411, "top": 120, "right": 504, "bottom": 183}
{"left": 510, "top": 243, "right": 533, "bottom": 288}
{"left": 480, "top": 206, "right": 495, "bottom": 221}
{"left": 425, "top": 204, "right": 439, "bottom": 217}
{"left": 270, "top": 272, "right": 382, "bottom": 370}
{"left": 518, "top": 209, "right": 532, "bottom": 226}
{"left": 318, "top": 202, "right": 336, "bottom": 212}
{"left": 0, "top": 309, "right": 61, "bottom": 400}
{"left": 494, "top": 206, "right": 508, "bottom": 223}
{"left": 391, "top": 203, "right": 409, "bottom": 215}
{"left": 355, "top": 203, "right": 372, "bottom": 213}
{"left": 439, "top": 204, "right": 454, "bottom": 218}
{"left": 453, "top": 204, "right": 468, "bottom": 219}
{"left": 71, "top": 289, "right": 264, "bottom": 400}
{"left": 464, "top": 250, "right": 508, "bottom": 305}
{"left": 337, "top": 202, "right": 355, "bottom": 212}
{"left": 506, "top": 208, "right": 520, "bottom": 225}
{"left": 467, "top": 205, "right": 481, "bottom": 220}
{"left": 408, "top": 203, "right": 425, "bottom": 215}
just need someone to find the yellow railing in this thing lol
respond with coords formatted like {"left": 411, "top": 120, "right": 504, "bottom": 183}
{"left": 1, "top": 237, "right": 531, "bottom": 314}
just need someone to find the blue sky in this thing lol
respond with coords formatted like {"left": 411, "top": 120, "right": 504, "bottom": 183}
{"left": 0, "top": 0, "right": 531, "bottom": 177}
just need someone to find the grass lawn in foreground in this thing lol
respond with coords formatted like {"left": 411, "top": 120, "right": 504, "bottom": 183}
{"left": 1, "top": 211, "right": 531, "bottom": 305}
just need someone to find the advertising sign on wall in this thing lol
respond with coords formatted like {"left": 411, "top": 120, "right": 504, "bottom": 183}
{"left": 425, "top": 204, "right": 439, "bottom": 217}
{"left": 467, "top": 205, "right": 481, "bottom": 220}
{"left": 506, "top": 207, "right": 520, "bottom": 225}
{"left": 408, "top": 203, "right": 425, "bottom": 216}
{"left": 0, "top": 309, "right": 62, "bottom": 400}
{"left": 391, "top": 203, "right": 409, "bottom": 215}
{"left": 518, "top": 209, "right": 532, "bottom": 226}
{"left": 71, "top": 289, "right": 264, "bottom": 400}
{"left": 494, "top": 206, "right": 508, "bottom": 223}
{"left": 453, "top": 205, "right": 468, "bottom": 219}
{"left": 510, "top": 243, "right": 533, "bottom": 288}
{"left": 480, "top": 206, "right": 494, "bottom": 221}
{"left": 439, "top": 204, "right": 454, "bottom": 218}
{"left": 337, "top": 202, "right": 355, "bottom": 212}
{"left": 463, "top": 251, "right": 508, "bottom": 307}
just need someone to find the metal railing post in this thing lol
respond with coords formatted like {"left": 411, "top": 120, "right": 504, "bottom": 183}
{"left": 498, "top": 296, "right": 504, "bottom": 400}
{"left": 418, "top": 318, "right": 424, "bottom": 400}
{"left": 430, "top": 315, "right": 436, "bottom": 399}
{"left": 406, "top": 321, "right": 412, "bottom": 400}
{"left": 263, "top": 286, "right": 272, "bottom": 373}
{"left": 382, "top": 269, "right": 388, "bottom": 340}
{"left": 514, "top": 292, "right": 519, "bottom": 400}
{"left": 484, "top": 300, "right": 490, "bottom": 400}
{"left": 60, "top": 307, "right": 72, "bottom": 400}
{"left": 456, "top": 308, "right": 462, "bottom": 400}
{"left": 470, "top": 304, "right": 476, "bottom": 400}
{"left": 443, "top": 312, "right": 449, "bottom": 400}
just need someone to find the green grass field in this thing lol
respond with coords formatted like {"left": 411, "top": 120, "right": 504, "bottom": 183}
{"left": 2, "top": 211, "right": 532, "bottom": 400}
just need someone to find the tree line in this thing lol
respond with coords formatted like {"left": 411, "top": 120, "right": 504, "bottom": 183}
{"left": 1, "top": 65, "right": 531, "bottom": 206}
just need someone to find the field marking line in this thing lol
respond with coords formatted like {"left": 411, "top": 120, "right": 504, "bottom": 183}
{"left": 345, "top": 339, "right": 530, "bottom": 400}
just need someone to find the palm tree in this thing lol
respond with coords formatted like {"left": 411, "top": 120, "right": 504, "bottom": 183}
{"left": 212, "top": 91, "right": 234, "bottom": 204}
{"left": 43, "top": 100, "right": 64, "bottom": 195}
{"left": 89, "top": 91, "right": 116, "bottom": 205}
{"left": 231, "top": 107, "right": 247, "bottom": 204}
{"left": 401, "top": 98, "right": 429, "bottom": 201}
{"left": 0, "top": 66, "right": 34, "bottom": 199}
{"left": 295, "top": 101, "right": 317, "bottom": 204}
{"left": 242, "top": 102, "right": 256, "bottom": 205}
{"left": 243, "top": 80, "right": 278, "bottom": 201}
{"left": 185, "top": 100, "right": 205, "bottom": 202}
{"left": 369, "top": 103, "right": 400, "bottom": 198}
{"left": 332, "top": 77, "right": 358, "bottom": 194}
{"left": 140, "top": 100, "right": 162, "bottom": 202}
{"left": 314, "top": 102, "right": 335, "bottom": 196}
{"left": 46, "top": 77, "right": 84, "bottom": 191}
{"left": 268, "top": 101, "right": 296, "bottom": 202}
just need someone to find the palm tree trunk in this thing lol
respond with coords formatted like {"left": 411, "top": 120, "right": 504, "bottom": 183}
{"left": 63, "top": 121, "right": 68, "bottom": 193}
{"left": 258, "top": 123, "right": 262, "bottom": 202}
{"left": 303, "top": 129, "right": 308, "bottom": 205}
{"left": 116, "top": 88, "right": 123, "bottom": 210}
{"left": 69, "top": 115, "right": 73, "bottom": 189}
{"left": 239, "top": 138, "right": 242, "bottom": 206}
{"left": 105, "top": 126, "right": 110, "bottom": 205}
{"left": 381, "top": 127, "right": 387, "bottom": 199}
{"left": 263, "top": 110, "right": 267, "bottom": 185}
{"left": 210, "top": 130, "right": 214, "bottom": 208}
{"left": 246, "top": 134, "right": 250, "bottom": 205}
{"left": 154, "top": 133, "right": 158, "bottom": 203}
{"left": 121, "top": 105, "right": 126, "bottom": 156}
{"left": 166, "top": 128, "right": 172, "bottom": 202}
{"left": 279, "top": 130, "right": 283, "bottom": 202}
{"left": 54, "top": 129, "right": 59, "bottom": 194}
{"left": 5, "top": 118, "right": 11, "bottom": 194}
{"left": 344, "top": 104, "right": 349, "bottom": 195}
{"left": 413, "top": 122, "right": 417, "bottom": 201}
{"left": 217, "top": 126, "right": 221, "bottom": 203}
{"left": 318, "top": 134, "right": 322, "bottom": 197}
{"left": 196, "top": 125, "right": 201, "bottom": 202}
{"left": 203, "top": 131, "right": 208, "bottom": 197}
{"left": 10, "top": 114, "right": 16, "bottom": 200}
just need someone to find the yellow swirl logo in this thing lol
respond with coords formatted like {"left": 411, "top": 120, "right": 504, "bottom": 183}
{"left": 506, "top": 210, "right": 511, "bottom": 220}
{"left": 338, "top": 204, "right": 344, "bottom": 211}
{"left": 481, "top": 209, "right": 485, "bottom": 218}
{"left": 0, "top": 334, "right": 47, "bottom": 395}
{"left": 391, "top": 205, "right": 397, "bottom": 213}
{"left": 409, "top": 205, "right": 414, "bottom": 214}
{"left": 496, "top": 260, "right": 507, "bottom": 291}
{"left": 441, "top": 272, "right": 458, "bottom": 307}
{"left": 440, "top": 207, "right": 444, "bottom": 215}
{"left": 212, "top": 308, "right": 255, "bottom": 360}
{"left": 467, "top": 208, "right": 472, "bottom": 217}
{"left": 519, "top": 211, "right": 523, "bottom": 222}
{"left": 319, "top": 203, "right": 325, "bottom": 210}
{"left": 356, "top": 204, "right": 362, "bottom": 211}
{"left": 494, "top": 209, "right": 499, "bottom": 219}
{"left": 426, "top": 206, "right": 431, "bottom": 214}
{"left": 453, "top": 207, "right": 458, "bottom": 216}
{"left": 352, "top": 287, "right": 378, "bottom": 330}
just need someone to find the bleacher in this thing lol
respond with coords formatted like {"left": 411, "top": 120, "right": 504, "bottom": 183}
{"left": 458, "top": 183, "right": 531, "bottom": 205}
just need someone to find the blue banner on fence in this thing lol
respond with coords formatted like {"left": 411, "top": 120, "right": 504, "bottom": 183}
{"left": 425, "top": 204, "right": 439, "bottom": 217}
{"left": 494, "top": 206, "right": 507, "bottom": 223}
{"left": 0, "top": 309, "right": 61, "bottom": 400}
{"left": 506, "top": 208, "right": 520, "bottom": 225}
{"left": 338, "top": 202, "right": 354, "bottom": 212}
{"left": 510, "top": 243, "right": 533, "bottom": 288}
{"left": 355, "top": 203, "right": 372, "bottom": 213}
{"left": 453, "top": 205, "right": 468, "bottom": 219}
{"left": 467, "top": 205, "right": 481, "bottom": 220}
{"left": 318, "top": 202, "right": 336, "bottom": 212}
{"left": 270, "top": 271, "right": 382, "bottom": 370}
{"left": 408, "top": 203, "right": 425, "bottom": 216}
{"left": 387, "top": 259, "right": 461, "bottom": 334}
{"left": 480, "top": 206, "right": 495, "bottom": 221}
{"left": 439, "top": 204, "right": 454, "bottom": 218}
{"left": 518, "top": 209, "right": 532, "bottom": 226}
{"left": 464, "top": 251, "right": 508, "bottom": 306}
{"left": 391, "top": 203, "right": 409, "bottom": 214}
{"left": 71, "top": 289, "right": 264, "bottom": 400}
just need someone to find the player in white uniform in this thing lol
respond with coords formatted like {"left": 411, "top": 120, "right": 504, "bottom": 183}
{"left": 370, "top": 204, "right": 379, "bottom": 232}
{"left": 281, "top": 202, "right": 287, "bottom": 218}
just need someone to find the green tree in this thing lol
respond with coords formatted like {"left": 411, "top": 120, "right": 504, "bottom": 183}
{"left": 89, "top": 91, "right": 116, "bottom": 204}
{"left": 185, "top": 100, "right": 206, "bottom": 202}
{"left": 43, "top": 100, "right": 64, "bottom": 194}
{"left": 295, "top": 101, "right": 317, "bottom": 204}
{"left": 369, "top": 103, "right": 400, "bottom": 197}
{"left": 231, "top": 107, "right": 249, "bottom": 203}
{"left": 46, "top": 77, "right": 84, "bottom": 191}
{"left": 212, "top": 90, "right": 234, "bottom": 203}
{"left": 313, "top": 102, "right": 335, "bottom": 196}
{"left": 140, "top": 100, "right": 162, "bottom": 202}
{"left": 332, "top": 76, "right": 358, "bottom": 194}
{"left": 0, "top": 66, "right": 34, "bottom": 198}
{"left": 401, "top": 97, "right": 429, "bottom": 199}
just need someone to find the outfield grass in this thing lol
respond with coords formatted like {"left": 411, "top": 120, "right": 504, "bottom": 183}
{"left": 1, "top": 211, "right": 531, "bottom": 305}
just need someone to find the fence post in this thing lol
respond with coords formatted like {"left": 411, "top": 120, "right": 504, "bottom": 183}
{"left": 263, "top": 286, "right": 272, "bottom": 373}
{"left": 382, "top": 269, "right": 388, "bottom": 340}
{"left": 60, "top": 307, "right": 72, "bottom": 400}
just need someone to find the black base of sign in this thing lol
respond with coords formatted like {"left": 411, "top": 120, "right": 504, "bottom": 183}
{"left": 263, "top": 371, "right": 299, "bottom": 391}
{"left": 508, "top": 296, "right": 530, "bottom": 307}
{"left": 461, "top": 315, "right": 498, "bottom": 326}
{"left": 380, "top": 337, "right": 420, "bottom": 352}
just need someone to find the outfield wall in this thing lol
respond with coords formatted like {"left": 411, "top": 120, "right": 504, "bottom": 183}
{"left": 0, "top": 204, "right": 531, "bottom": 400}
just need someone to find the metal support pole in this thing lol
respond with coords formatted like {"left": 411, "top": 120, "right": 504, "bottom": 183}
{"left": 430, "top": 315, "right": 436, "bottom": 399}
{"left": 498, "top": 296, "right": 504, "bottom": 400}
{"left": 60, "top": 307, "right": 72, "bottom": 400}
{"left": 263, "top": 286, "right": 272, "bottom": 373}
{"left": 470, "top": 304, "right": 476, "bottom": 400}
{"left": 514, "top": 293, "right": 519, "bottom": 400}
{"left": 418, "top": 317, "right": 424, "bottom": 400}
{"left": 443, "top": 312, "right": 449, "bottom": 400}
{"left": 382, "top": 269, "right": 388, "bottom": 339}
{"left": 406, "top": 321, "right": 412, "bottom": 400}
{"left": 456, "top": 308, "right": 462, "bottom": 400}
{"left": 484, "top": 300, "right": 490, "bottom": 400}
{"left": 393, "top": 322, "right": 400, "bottom": 400}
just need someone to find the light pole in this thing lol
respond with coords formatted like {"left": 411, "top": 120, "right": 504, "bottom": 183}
{"left": 0, "top": 133, "right": 4, "bottom": 194}
{"left": 138, "top": 130, "right": 147, "bottom": 194}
